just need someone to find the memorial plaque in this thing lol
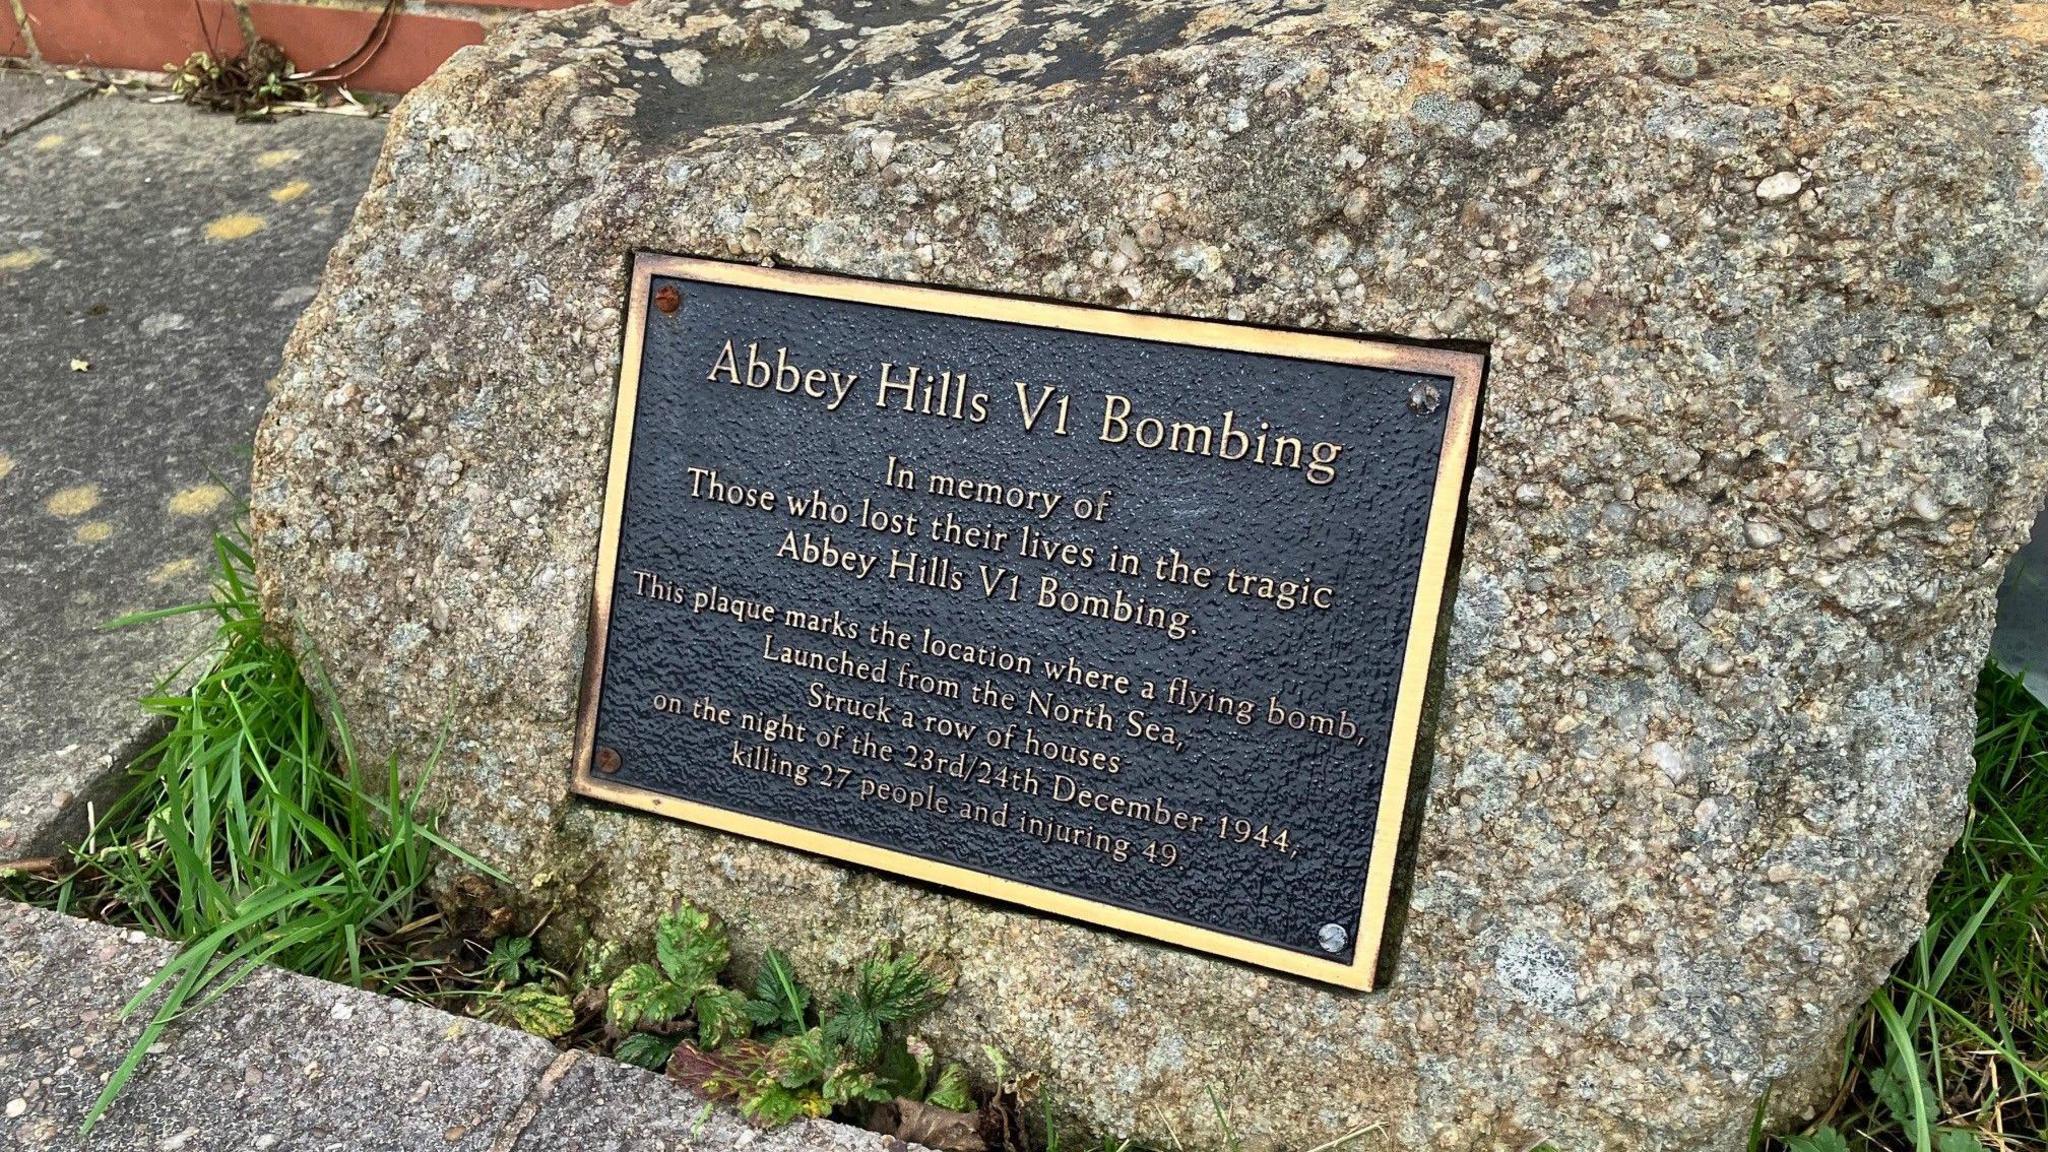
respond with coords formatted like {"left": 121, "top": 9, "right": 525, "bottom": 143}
{"left": 571, "top": 253, "right": 1483, "bottom": 989}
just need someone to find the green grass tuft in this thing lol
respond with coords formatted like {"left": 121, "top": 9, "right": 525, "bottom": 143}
{"left": 3, "top": 532, "right": 486, "bottom": 1135}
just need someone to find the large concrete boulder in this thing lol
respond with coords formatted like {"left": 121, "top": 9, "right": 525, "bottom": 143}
{"left": 251, "top": 1, "right": 2048, "bottom": 1147}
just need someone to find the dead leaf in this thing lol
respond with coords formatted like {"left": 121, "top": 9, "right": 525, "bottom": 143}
{"left": 571, "top": 985, "right": 607, "bottom": 1020}
{"left": 440, "top": 872, "right": 515, "bottom": 941}
{"left": 977, "top": 1072, "right": 1038, "bottom": 1152}
{"left": 875, "top": 1098, "right": 986, "bottom": 1152}
{"left": 666, "top": 1039, "right": 760, "bottom": 1097}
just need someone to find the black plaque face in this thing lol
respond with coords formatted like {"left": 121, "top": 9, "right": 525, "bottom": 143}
{"left": 572, "top": 254, "right": 1482, "bottom": 989}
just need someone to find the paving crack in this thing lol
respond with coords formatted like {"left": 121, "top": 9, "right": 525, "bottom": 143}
{"left": 489, "top": 1048, "right": 581, "bottom": 1152}
{"left": 0, "top": 84, "right": 92, "bottom": 144}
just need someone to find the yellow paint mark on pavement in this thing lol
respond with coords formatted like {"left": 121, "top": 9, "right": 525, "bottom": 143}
{"left": 269, "top": 180, "right": 312, "bottom": 204}
{"left": 149, "top": 557, "right": 202, "bottom": 586}
{"left": 168, "top": 483, "right": 231, "bottom": 517}
{"left": 257, "top": 148, "right": 300, "bottom": 169}
{"left": 74, "top": 521, "right": 113, "bottom": 544}
{"left": 0, "top": 452, "right": 14, "bottom": 481}
{"left": 45, "top": 485, "right": 99, "bottom": 517}
{"left": 204, "top": 213, "right": 267, "bottom": 242}
{"left": 32, "top": 134, "right": 62, "bottom": 151}
{"left": 0, "top": 248, "right": 47, "bottom": 272}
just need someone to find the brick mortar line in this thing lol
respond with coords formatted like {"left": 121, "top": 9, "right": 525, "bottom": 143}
{"left": 229, "top": 1, "right": 259, "bottom": 45}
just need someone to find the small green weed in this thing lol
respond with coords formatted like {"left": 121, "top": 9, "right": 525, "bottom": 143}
{"left": 166, "top": 41, "right": 319, "bottom": 117}
{"left": 605, "top": 901, "right": 754, "bottom": 1062}
{"left": 602, "top": 903, "right": 978, "bottom": 1132}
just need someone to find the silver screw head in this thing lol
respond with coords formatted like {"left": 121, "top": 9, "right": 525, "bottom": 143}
{"left": 1318, "top": 923, "right": 1348, "bottom": 953}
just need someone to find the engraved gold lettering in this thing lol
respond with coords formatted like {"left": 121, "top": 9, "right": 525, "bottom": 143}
{"left": 1096, "top": 397, "right": 1344, "bottom": 487}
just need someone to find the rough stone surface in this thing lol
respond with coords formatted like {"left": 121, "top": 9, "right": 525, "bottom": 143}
{"left": 0, "top": 92, "right": 383, "bottom": 859}
{"left": 250, "top": 2, "right": 2048, "bottom": 1149}
{"left": 0, "top": 900, "right": 902, "bottom": 1152}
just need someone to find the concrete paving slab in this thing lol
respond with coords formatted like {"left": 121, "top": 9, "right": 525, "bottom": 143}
{"left": 0, "top": 96, "right": 384, "bottom": 858}
{"left": 0, "top": 71, "right": 90, "bottom": 141}
{"left": 0, "top": 901, "right": 901, "bottom": 1152}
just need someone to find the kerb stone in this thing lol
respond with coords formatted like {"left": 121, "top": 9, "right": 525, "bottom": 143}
{"left": 0, "top": 901, "right": 898, "bottom": 1151}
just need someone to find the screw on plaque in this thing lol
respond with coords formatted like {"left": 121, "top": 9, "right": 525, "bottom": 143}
{"left": 653, "top": 284, "right": 683, "bottom": 314}
{"left": 1318, "top": 923, "right": 1349, "bottom": 953}
{"left": 596, "top": 746, "right": 622, "bottom": 774}
{"left": 1406, "top": 381, "right": 1442, "bottom": 415}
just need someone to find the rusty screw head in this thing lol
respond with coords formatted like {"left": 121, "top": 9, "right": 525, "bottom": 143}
{"left": 653, "top": 284, "right": 682, "bottom": 314}
{"left": 596, "top": 746, "right": 622, "bottom": 774}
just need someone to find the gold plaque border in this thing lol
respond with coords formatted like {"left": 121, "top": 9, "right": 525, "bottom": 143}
{"left": 570, "top": 252, "right": 1485, "bottom": 991}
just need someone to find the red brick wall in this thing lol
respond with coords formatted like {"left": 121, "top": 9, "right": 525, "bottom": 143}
{"left": 6, "top": 1, "right": 601, "bottom": 93}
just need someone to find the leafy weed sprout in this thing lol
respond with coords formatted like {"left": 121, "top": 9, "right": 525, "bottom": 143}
{"left": 604, "top": 901, "right": 973, "bottom": 1128}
